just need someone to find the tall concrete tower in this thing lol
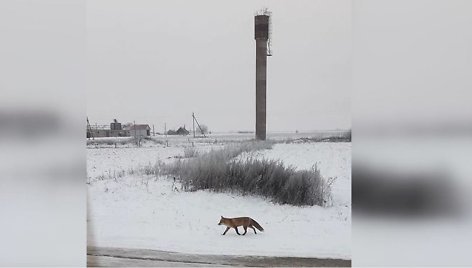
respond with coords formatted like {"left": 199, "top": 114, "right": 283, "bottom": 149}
{"left": 254, "top": 12, "right": 271, "bottom": 140}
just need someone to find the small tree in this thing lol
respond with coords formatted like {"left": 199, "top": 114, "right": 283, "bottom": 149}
{"left": 198, "top": 124, "right": 209, "bottom": 135}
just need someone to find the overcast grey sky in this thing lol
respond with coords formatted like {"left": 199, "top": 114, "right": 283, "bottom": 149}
{"left": 352, "top": 0, "right": 472, "bottom": 131}
{"left": 87, "top": 0, "right": 351, "bottom": 132}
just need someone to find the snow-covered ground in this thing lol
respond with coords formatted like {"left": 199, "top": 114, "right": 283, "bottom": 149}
{"left": 87, "top": 138, "right": 351, "bottom": 259}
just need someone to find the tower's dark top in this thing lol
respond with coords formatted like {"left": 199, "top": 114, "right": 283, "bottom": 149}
{"left": 254, "top": 15, "right": 269, "bottom": 40}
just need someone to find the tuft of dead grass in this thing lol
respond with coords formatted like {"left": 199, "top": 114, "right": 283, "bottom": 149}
{"left": 160, "top": 141, "right": 332, "bottom": 206}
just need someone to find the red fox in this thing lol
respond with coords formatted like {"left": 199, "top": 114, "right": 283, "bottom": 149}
{"left": 218, "top": 216, "right": 264, "bottom": 235}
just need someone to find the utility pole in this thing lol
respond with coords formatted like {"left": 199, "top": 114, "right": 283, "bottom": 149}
{"left": 152, "top": 124, "right": 155, "bottom": 136}
{"left": 192, "top": 112, "right": 196, "bottom": 138}
{"left": 165, "top": 122, "right": 168, "bottom": 147}
{"left": 86, "top": 117, "right": 94, "bottom": 140}
{"left": 134, "top": 120, "right": 138, "bottom": 147}
{"left": 192, "top": 112, "right": 207, "bottom": 138}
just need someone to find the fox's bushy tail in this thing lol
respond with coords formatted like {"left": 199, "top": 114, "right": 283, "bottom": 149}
{"left": 252, "top": 219, "right": 264, "bottom": 232}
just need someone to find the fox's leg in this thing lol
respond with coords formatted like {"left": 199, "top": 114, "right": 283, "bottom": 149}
{"left": 243, "top": 226, "right": 247, "bottom": 235}
{"left": 250, "top": 226, "right": 257, "bottom": 234}
{"left": 222, "top": 227, "right": 230, "bottom": 235}
{"left": 234, "top": 227, "right": 241, "bottom": 235}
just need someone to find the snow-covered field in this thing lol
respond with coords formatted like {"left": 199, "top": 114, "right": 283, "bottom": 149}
{"left": 87, "top": 136, "right": 351, "bottom": 259}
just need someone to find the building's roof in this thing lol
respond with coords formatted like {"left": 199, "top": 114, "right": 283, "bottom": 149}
{"left": 126, "top": 124, "right": 150, "bottom": 130}
{"left": 176, "top": 126, "right": 189, "bottom": 134}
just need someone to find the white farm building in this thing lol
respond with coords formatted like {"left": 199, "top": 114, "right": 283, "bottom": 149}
{"left": 125, "top": 124, "right": 151, "bottom": 138}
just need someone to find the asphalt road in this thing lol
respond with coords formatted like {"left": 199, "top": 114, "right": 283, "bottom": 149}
{"left": 87, "top": 246, "right": 351, "bottom": 267}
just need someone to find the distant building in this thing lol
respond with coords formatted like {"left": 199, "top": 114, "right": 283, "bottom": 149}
{"left": 108, "top": 119, "right": 128, "bottom": 137}
{"left": 167, "top": 126, "right": 189, "bottom": 136}
{"left": 88, "top": 128, "right": 110, "bottom": 138}
{"left": 87, "top": 119, "right": 149, "bottom": 138}
{"left": 125, "top": 124, "right": 151, "bottom": 137}
{"left": 176, "top": 126, "right": 189, "bottom": 135}
{"left": 110, "top": 119, "right": 122, "bottom": 131}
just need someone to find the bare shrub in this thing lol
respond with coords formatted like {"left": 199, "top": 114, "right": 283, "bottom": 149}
{"left": 283, "top": 130, "right": 352, "bottom": 144}
{"left": 87, "top": 137, "right": 134, "bottom": 147}
{"left": 142, "top": 162, "right": 159, "bottom": 176}
{"left": 143, "top": 136, "right": 165, "bottom": 145}
{"left": 183, "top": 147, "right": 199, "bottom": 158}
{"left": 87, "top": 136, "right": 165, "bottom": 148}
{"left": 160, "top": 141, "right": 331, "bottom": 206}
